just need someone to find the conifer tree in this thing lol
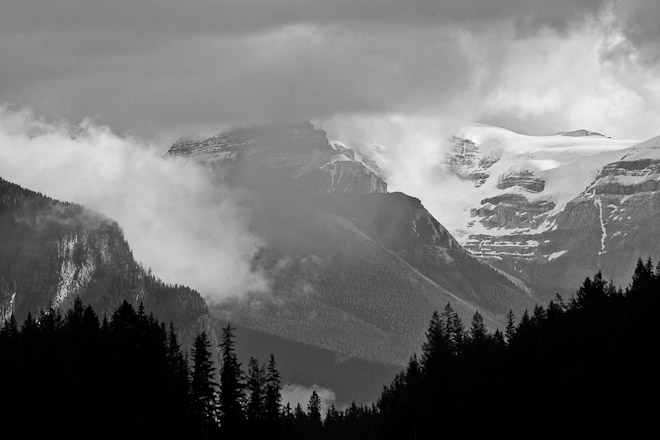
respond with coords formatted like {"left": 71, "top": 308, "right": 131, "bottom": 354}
{"left": 470, "top": 311, "right": 487, "bottom": 342}
{"left": 293, "top": 402, "right": 307, "bottom": 437}
{"left": 307, "top": 390, "right": 323, "bottom": 432}
{"left": 441, "top": 302, "right": 465, "bottom": 355}
{"left": 421, "top": 310, "right": 447, "bottom": 375}
{"left": 65, "top": 296, "right": 85, "bottom": 331}
{"left": 246, "top": 356, "right": 266, "bottom": 423}
{"left": 167, "top": 323, "right": 187, "bottom": 375}
{"left": 190, "top": 331, "right": 218, "bottom": 438}
{"left": 505, "top": 308, "right": 516, "bottom": 342}
{"left": 281, "top": 402, "right": 295, "bottom": 438}
{"left": 631, "top": 257, "right": 654, "bottom": 292}
{"left": 265, "top": 353, "right": 283, "bottom": 432}
{"left": 219, "top": 324, "right": 244, "bottom": 436}
{"left": 166, "top": 323, "right": 191, "bottom": 431}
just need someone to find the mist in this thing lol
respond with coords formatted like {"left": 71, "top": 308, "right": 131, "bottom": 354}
{"left": 321, "top": 114, "right": 478, "bottom": 237}
{"left": 0, "top": 105, "right": 268, "bottom": 303}
{"left": 281, "top": 383, "right": 338, "bottom": 416}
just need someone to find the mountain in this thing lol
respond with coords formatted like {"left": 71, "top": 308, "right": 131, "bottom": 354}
{"left": 167, "top": 122, "right": 533, "bottom": 369}
{"left": 169, "top": 122, "right": 387, "bottom": 194}
{"left": 445, "top": 125, "right": 659, "bottom": 299}
{"left": 0, "top": 177, "right": 213, "bottom": 347}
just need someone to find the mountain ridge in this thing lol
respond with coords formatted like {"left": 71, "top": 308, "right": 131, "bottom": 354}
{"left": 0, "top": 176, "right": 215, "bottom": 348}
{"left": 166, "top": 122, "right": 533, "bottom": 366}
{"left": 444, "top": 125, "right": 658, "bottom": 299}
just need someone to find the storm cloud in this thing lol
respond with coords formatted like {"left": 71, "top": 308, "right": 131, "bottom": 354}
{"left": 2, "top": 0, "right": 659, "bottom": 142}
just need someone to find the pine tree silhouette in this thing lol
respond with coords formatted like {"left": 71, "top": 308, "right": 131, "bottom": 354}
{"left": 219, "top": 324, "right": 244, "bottom": 437}
{"left": 265, "top": 353, "right": 283, "bottom": 437}
{"left": 190, "top": 331, "right": 218, "bottom": 438}
{"left": 246, "top": 356, "right": 267, "bottom": 437}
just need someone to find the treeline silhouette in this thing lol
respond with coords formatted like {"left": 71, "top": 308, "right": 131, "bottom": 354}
{"left": 0, "top": 259, "right": 658, "bottom": 439}
{"left": 374, "top": 258, "right": 659, "bottom": 439}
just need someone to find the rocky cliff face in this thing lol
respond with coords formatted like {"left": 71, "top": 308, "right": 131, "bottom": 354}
{"left": 594, "top": 159, "right": 660, "bottom": 195}
{"left": 168, "top": 122, "right": 387, "bottom": 194}
{"left": 556, "top": 129, "right": 609, "bottom": 138}
{"left": 0, "top": 177, "right": 213, "bottom": 348}
{"left": 497, "top": 170, "right": 546, "bottom": 192}
{"left": 444, "top": 127, "right": 659, "bottom": 300}
{"left": 447, "top": 136, "right": 496, "bottom": 187}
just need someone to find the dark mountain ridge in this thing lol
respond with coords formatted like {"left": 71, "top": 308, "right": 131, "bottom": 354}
{"left": 0, "top": 176, "right": 214, "bottom": 347}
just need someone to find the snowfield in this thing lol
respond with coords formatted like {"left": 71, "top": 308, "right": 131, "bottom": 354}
{"left": 445, "top": 124, "right": 641, "bottom": 244}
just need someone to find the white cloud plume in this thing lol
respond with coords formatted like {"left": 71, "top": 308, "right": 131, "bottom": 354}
{"left": 321, "top": 114, "right": 475, "bottom": 235}
{"left": 0, "top": 106, "right": 268, "bottom": 303}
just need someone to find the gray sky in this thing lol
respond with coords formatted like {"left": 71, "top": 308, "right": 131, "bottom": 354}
{"left": 1, "top": 0, "right": 659, "bottom": 141}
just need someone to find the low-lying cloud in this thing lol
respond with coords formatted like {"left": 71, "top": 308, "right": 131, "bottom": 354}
{"left": 281, "top": 383, "right": 338, "bottom": 416}
{"left": 0, "top": 106, "right": 268, "bottom": 303}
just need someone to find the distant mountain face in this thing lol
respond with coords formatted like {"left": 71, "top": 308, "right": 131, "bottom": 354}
{"left": 445, "top": 125, "right": 659, "bottom": 299}
{"left": 0, "top": 177, "right": 213, "bottom": 347}
{"left": 167, "top": 122, "right": 532, "bottom": 366}
{"left": 169, "top": 122, "right": 387, "bottom": 194}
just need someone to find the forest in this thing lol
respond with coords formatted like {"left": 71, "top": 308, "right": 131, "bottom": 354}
{"left": 0, "top": 258, "right": 657, "bottom": 439}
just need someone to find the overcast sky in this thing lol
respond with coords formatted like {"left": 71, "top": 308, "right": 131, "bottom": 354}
{"left": 1, "top": 0, "right": 659, "bottom": 142}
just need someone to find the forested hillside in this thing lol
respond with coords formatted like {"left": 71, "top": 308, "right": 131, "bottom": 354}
{"left": 0, "top": 176, "right": 212, "bottom": 348}
{"left": 0, "top": 260, "right": 657, "bottom": 438}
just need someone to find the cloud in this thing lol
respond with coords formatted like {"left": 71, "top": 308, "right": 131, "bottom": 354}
{"left": 0, "top": 0, "right": 609, "bottom": 38}
{"left": 0, "top": 1, "right": 659, "bottom": 147}
{"left": 476, "top": 23, "right": 660, "bottom": 140}
{"left": 609, "top": 0, "right": 660, "bottom": 65}
{"left": 281, "top": 383, "right": 338, "bottom": 416}
{"left": 0, "top": 106, "right": 268, "bottom": 303}
{"left": 321, "top": 114, "right": 476, "bottom": 234}
{"left": 4, "top": 0, "right": 657, "bottom": 142}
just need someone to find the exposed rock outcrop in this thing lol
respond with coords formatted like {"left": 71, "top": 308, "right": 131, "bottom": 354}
{"left": 169, "top": 122, "right": 387, "bottom": 194}
{"left": 444, "top": 125, "right": 657, "bottom": 301}
{"left": 497, "top": 170, "right": 546, "bottom": 192}
{"left": 447, "top": 136, "right": 497, "bottom": 187}
{"left": 556, "top": 129, "right": 608, "bottom": 138}
{"left": 471, "top": 194, "right": 555, "bottom": 230}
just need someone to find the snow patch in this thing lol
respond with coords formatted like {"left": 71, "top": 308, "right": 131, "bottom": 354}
{"left": 548, "top": 250, "right": 568, "bottom": 261}
{"left": 594, "top": 196, "right": 607, "bottom": 255}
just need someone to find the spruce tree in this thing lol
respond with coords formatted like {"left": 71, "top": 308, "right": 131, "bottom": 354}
{"left": 631, "top": 257, "right": 654, "bottom": 292}
{"left": 470, "top": 311, "right": 487, "bottom": 342}
{"left": 420, "top": 310, "right": 446, "bottom": 375}
{"left": 505, "top": 308, "right": 516, "bottom": 343}
{"left": 265, "top": 353, "right": 283, "bottom": 433}
{"left": 190, "top": 331, "right": 218, "bottom": 438}
{"left": 246, "top": 356, "right": 266, "bottom": 423}
{"left": 441, "top": 302, "right": 465, "bottom": 355}
{"left": 293, "top": 402, "right": 307, "bottom": 438}
{"left": 166, "top": 323, "right": 191, "bottom": 433}
{"left": 219, "top": 324, "right": 244, "bottom": 436}
{"left": 307, "top": 390, "right": 323, "bottom": 433}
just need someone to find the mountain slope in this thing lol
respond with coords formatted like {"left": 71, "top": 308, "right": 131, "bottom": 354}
{"left": 0, "top": 177, "right": 213, "bottom": 346}
{"left": 167, "top": 122, "right": 533, "bottom": 366}
{"left": 445, "top": 125, "right": 658, "bottom": 299}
